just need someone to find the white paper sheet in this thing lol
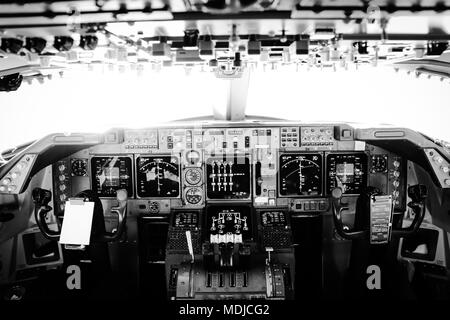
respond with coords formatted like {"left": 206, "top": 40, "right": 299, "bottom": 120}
{"left": 59, "top": 201, "right": 95, "bottom": 245}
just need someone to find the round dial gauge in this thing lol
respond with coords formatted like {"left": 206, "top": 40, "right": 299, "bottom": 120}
{"left": 185, "top": 168, "right": 202, "bottom": 185}
{"left": 185, "top": 187, "right": 203, "bottom": 205}
{"left": 71, "top": 159, "right": 87, "bottom": 176}
{"left": 371, "top": 155, "right": 388, "bottom": 173}
{"left": 186, "top": 150, "right": 201, "bottom": 166}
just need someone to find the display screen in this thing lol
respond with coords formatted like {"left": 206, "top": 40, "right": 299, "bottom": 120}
{"left": 104, "top": 167, "right": 120, "bottom": 187}
{"left": 207, "top": 206, "right": 252, "bottom": 241}
{"left": 279, "top": 153, "right": 322, "bottom": 196}
{"left": 136, "top": 155, "right": 180, "bottom": 198}
{"left": 261, "top": 211, "right": 287, "bottom": 227}
{"left": 173, "top": 211, "right": 198, "bottom": 228}
{"left": 91, "top": 157, "right": 133, "bottom": 197}
{"left": 206, "top": 155, "right": 251, "bottom": 200}
{"left": 336, "top": 163, "right": 355, "bottom": 183}
{"left": 326, "top": 153, "right": 368, "bottom": 194}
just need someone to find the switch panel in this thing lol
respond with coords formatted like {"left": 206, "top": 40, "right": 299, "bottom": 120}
{"left": 124, "top": 129, "right": 158, "bottom": 150}
{"left": 280, "top": 127, "right": 299, "bottom": 148}
{"left": 0, "top": 154, "right": 36, "bottom": 194}
{"left": 300, "top": 126, "right": 335, "bottom": 149}
{"left": 424, "top": 148, "right": 450, "bottom": 188}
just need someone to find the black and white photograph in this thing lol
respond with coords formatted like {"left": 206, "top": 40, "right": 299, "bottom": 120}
{"left": 0, "top": 0, "right": 450, "bottom": 315}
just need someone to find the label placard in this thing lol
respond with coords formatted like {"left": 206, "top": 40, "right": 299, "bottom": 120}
{"left": 370, "top": 195, "right": 393, "bottom": 245}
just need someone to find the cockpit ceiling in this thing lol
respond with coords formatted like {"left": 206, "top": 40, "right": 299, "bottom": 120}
{"left": 1, "top": 0, "right": 450, "bottom": 37}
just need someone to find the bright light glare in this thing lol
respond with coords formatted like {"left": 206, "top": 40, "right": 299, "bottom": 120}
{"left": 0, "top": 65, "right": 449, "bottom": 152}
{"left": 0, "top": 66, "right": 228, "bottom": 151}
{"left": 247, "top": 67, "right": 450, "bottom": 141}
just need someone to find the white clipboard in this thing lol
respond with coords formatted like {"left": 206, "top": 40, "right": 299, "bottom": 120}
{"left": 59, "top": 199, "right": 95, "bottom": 246}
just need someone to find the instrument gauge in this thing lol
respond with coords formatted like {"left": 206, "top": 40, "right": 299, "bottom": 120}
{"left": 326, "top": 153, "right": 368, "bottom": 194}
{"left": 186, "top": 150, "right": 201, "bottom": 166}
{"left": 185, "top": 187, "right": 203, "bottom": 205}
{"left": 279, "top": 154, "right": 323, "bottom": 196}
{"left": 370, "top": 155, "right": 388, "bottom": 173}
{"left": 91, "top": 157, "right": 133, "bottom": 197}
{"left": 185, "top": 168, "right": 202, "bottom": 185}
{"left": 71, "top": 159, "right": 88, "bottom": 176}
{"left": 136, "top": 156, "right": 180, "bottom": 198}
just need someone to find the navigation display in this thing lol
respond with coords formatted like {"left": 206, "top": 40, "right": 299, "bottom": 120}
{"left": 91, "top": 156, "right": 133, "bottom": 197}
{"left": 136, "top": 155, "right": 180, "bottom": 198}
{"left": 279, "top": 153, "right": 323, "bottom": 196}
{"left": 206, "top": 155, "right": 251, "bottom": 200}
{"left": 326, "top": 153, "right": 368, "bottom": 194}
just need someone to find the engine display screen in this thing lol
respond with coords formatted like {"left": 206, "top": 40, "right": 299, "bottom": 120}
{"left": 206, "top": 155, "right": 251, "bottom": 200}
{"left": 326, "top": 153, "right": 368, "bottom": 194}
{"left": 207, "top": 206, "right": 252, "bottom": 243}
{"left": 261, "top": 211, "right": 287, "bottom": 227}
{"left": 136, "top": 155, "right": 180, "bottom": 198}
{"left": 173, "top": 211, "right": 198, "bottom": 228}
{"left": 279, "top": 153, "right": 323, "bottom": 196}
{"left": 91, "top": 156, "right": 133, "bottom": 197}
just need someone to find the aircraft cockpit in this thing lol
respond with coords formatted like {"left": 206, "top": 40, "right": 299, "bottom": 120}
{"left": 1, "top": 0, "right": 450, "bottom": 307}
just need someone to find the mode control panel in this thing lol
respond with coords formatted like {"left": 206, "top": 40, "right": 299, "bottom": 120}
{"left": 300, "top": 126, "right": 334, "bottom": 149}
{"left": 124, "top": 129, "right": 159, "bottom": 150}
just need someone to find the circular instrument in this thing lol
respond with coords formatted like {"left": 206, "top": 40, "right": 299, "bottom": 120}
{"left": 185, "top": 187, "right": 203, "bottom": 205}
{"left": 370, "top": 155, "right": 388, "bottom": 173}
{"left": 185, "top": 150, "right": 201, "bottom": 166}
{"left": 71, "top": 159, "right": 87, "bottom": 176}
{"left": 185, "top": 168, "right": 202, "bottom": 185}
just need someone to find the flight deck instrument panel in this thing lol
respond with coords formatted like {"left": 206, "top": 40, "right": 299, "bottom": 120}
{"left": 52, "top": 125, "right": 405, "bottom": 215}
{"left": 326, "top": 153, "right": 368, "bottom": 194}
{"left": 208, "top": 206, "right": 252, "bottom": 243}
{"left": 91, "top": 156, "right": 133, "bottom": 197}
{"left": 136, "top": 155, "right": 180, "bottom": 198}
{"left": 279, "top": 153, "right": 323, "bottom": 197}
{"left": 206, "top": 155, "right": 251, "bottom": 200}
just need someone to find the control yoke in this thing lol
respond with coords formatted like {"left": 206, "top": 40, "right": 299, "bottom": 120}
{"left": 331, "top": 185, "right": 428, "bottom": 242}
{"left": 101, "top": 189, "right": 128, "bottom": 242}
{"left": 331, "top": 187, "right": 368, "bottom": 240}
{"left": 392, "top": 184, "right": 427, "bottom": 238}
{"left": 32, "top": 187, "right": 128, "bottom": 242}
{"left": 32, "top": 188, "right": 60, "bottom": 240}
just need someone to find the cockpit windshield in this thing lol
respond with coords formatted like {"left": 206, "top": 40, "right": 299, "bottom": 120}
{"left": 1, "top": 66, "right": 449, "bottom": 152}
